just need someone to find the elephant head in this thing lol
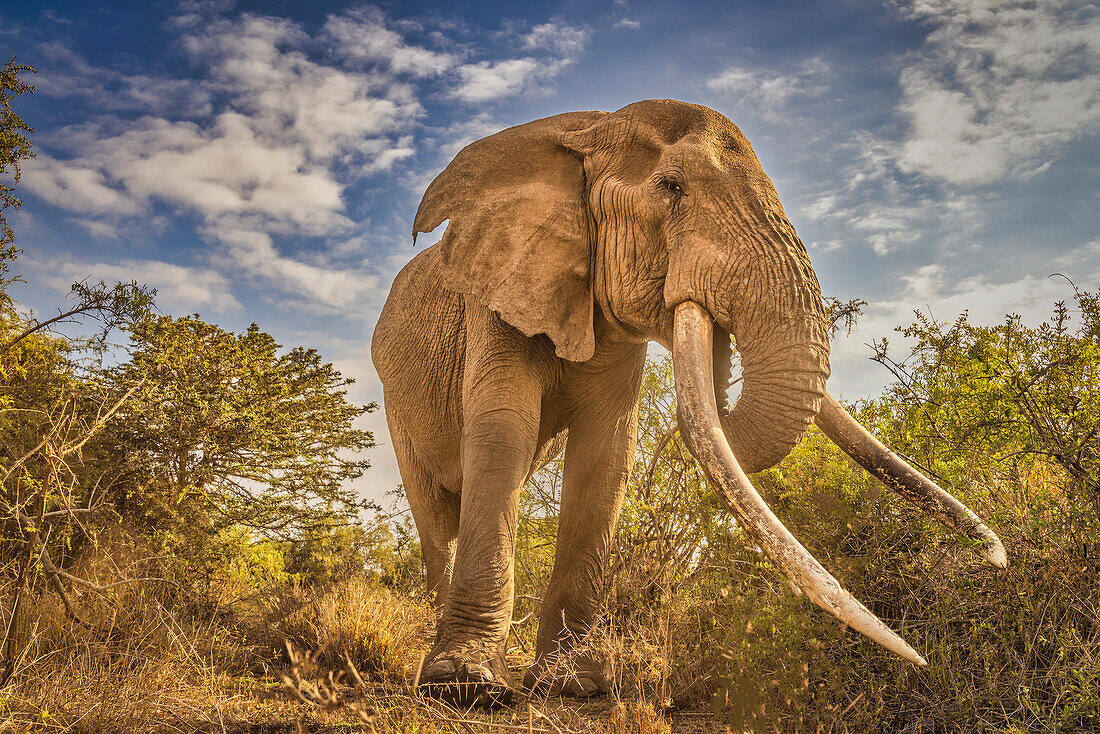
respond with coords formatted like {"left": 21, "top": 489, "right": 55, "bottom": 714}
{"left": 416, "top": 100, "right": 825, "bottom": 468}
{"left": 413, "top": 99, "right": 1005, "bottom": 665}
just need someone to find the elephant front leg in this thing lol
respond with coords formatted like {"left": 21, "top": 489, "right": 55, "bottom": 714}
{"left": 391, "top": 424, "right": 460, "bottom": 610}
{"left": 420, "top": 374, "right": 542, "bottom": 705}
{"left": 525, "top": 383, "right": 641, "bottom": 697}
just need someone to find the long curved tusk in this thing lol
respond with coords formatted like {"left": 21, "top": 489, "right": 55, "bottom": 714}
{"left": 815, "top": 392, "right": 1008, "bottom": 569}
{"left": 672, "top": 301, "right": 927, "bottom": 666}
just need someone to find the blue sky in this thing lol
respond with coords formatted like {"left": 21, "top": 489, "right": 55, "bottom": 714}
{"left": 3, "top": 0, "right": 1098, "bottom": 500}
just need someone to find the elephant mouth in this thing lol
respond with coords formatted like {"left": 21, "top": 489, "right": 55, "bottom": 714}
{"left": 711, "top": 323, "right": 733, "bottom": 415}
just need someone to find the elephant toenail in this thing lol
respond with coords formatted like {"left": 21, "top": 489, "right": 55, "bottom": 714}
{"left": 424, "top": 659, "right": 457, "bottom": 679}
{"left": 464, "top": 663, "right": 494, "bottom": 682}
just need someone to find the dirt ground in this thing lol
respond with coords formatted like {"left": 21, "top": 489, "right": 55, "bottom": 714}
{"left": 203, "top": 676, "right": 729, "bottom": 734}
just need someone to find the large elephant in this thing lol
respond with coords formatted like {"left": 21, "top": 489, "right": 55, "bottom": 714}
{"left": 372, "top": 100, "right": 1006, "bottom": 703}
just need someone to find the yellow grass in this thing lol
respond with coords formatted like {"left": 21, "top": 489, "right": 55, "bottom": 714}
{"left": 265, "top": 576, "right": 435, "bottom": 679}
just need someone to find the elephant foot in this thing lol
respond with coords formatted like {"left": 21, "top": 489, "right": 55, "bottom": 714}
{"left": 523, "top": 655, "right": 612, "bottom": 698}
{"left": 418, "top": 655, "right": 515, "bottom": 708}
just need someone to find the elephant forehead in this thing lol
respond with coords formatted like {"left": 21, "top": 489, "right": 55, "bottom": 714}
{"left": 611, "top": 100, "right": 753, "bottom": 153}
{"left": 689, "top": 127, "right": 760, "bottom": 175}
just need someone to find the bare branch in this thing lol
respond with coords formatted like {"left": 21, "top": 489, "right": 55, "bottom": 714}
{"left": 0, "top": 302, "right": 101, "bottom": 354}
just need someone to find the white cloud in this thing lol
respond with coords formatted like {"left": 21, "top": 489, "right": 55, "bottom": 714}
{"left": 23, "top": 155, "right": 144, "bottom": 217}
{"left": 522, "top": 21, "right": 590, "bottom": 57}
{"left": 718, "top": 3, "right": 1097, "bottom": 262}
{"left": 206, "top": 224, "right": 380, "bottom": 314}
{"left": 895, "top": 0, "right": 1100, "bottom": 185}
{"left": 800, "top": 0, "right": 1098, "bottom": 261}
{"left": 32, "top": 41, "right": 214, "bottom": 118}
{"left": 451, "top": 20, "right": 589, "bottom": 104}
{"left": 26, "top": 114, "right": 351, "bottom": 234}
{"left": 791, "top": 130, "right": 984, "bottom": 256}
{"left": 21, "top": 7, "right": 594, "bottom": 317}
{"left": 24, "top": 255, "right": 243, "bottom": 315}
{"left": 75, "top": 218, "right": 124, "bottom": 239}
{"left": 453, "top": 58, "right": 541, "bottom": 103}
{"left": 181, "top": 14, "right": 424, "bottom": 165}
{"left": 23, "top": 7, "right": 433, "bottom": 315}
{"left": 322, "top": 7, "right": 456, "bottom": 76}
{"left": 42, "top": 9, "right": 72, "bottom": 27}
{"left": 613, "top": 18, "right": 641, "bottom": 30}
{"left": 707, "top": 59, "right": 829, "bottom": 121}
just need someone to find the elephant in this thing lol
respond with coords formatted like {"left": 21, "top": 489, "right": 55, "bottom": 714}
{"left": 371, "top": 99, "right": 1006, "bottom": 704}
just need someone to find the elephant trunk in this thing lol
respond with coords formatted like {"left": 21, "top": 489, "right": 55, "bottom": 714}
{"left": 716, "top": 315, "right": 829, "bottom": 473}
{"left": 698, "top": 217, "right": 831, "bottom": 473}
{"left": 671, "top": 301, "right": 926, "bottom": 665}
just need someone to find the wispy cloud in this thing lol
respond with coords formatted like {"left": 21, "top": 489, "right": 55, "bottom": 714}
{"left": 321, "top": 6, "right": 456, "bottom": 77}
{"left": 29, "top": 114, "right": 352, "bottom": 233}
{"left": 894, "top": 0, "right": 1100, "bottom": 185}
{"left": 30, "top": 40, "right": 213, "bottom": 118}
{"left": 796, "top": 130, "right": 984, "bottom": 256}
{"left": 22, "top": 6, "right": 440, "bottom": 314}
{"left": 707, "top": 59, "right": 830, "bottom": 121}
{"left": 452, "top": 59, "right": 542, "bottom": 103}
{"left": 24, "top": 153, "right": 145, "bottom": 218}
{"left": 24, "top": 255, "right": 244, "bottom": 315}
{"left": 204, "top": 225, "right": 380, "bottom": 314}
{"left": 451, "top": 20, "right": 589, "bottom": 103}
{"left": 522, "top": 21, "right": 590, "bottom": 57}
{"left": 41, "top": 9, "right": 72, "bottom": 27}
{"left": 829, "top": 238, "right": 1100, "bottom": 396}
{"left": 179, "top": 13, "right": 423, "bottom": 167}
{"left": 707, "top": 2, "right": 1098, "bottom": 260}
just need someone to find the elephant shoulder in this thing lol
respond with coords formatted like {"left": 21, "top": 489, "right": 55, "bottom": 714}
{"left": 373, "top": 244, "right": 465, "bottom": 377}
{"left": 387, "top": 242, "right": 448, "bottom": 299}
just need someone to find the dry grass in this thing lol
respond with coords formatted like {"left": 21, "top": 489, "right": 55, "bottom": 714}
{"left": 278, "top": 636, "right": 701, "bottom": 734}
{"left": 262, "top": 576, "right": 435, "bottom": 680}
{"left": 6, "top": 476, "right": 1094, "bottom": 733}
{"left": 0, "top": 569, "right": 440, "bottom": 733}
{"left": 592, "top": 701, "right": 672, "bottom": 734}
{"left": 0, "top": 572, "right": 699, "bottom": 734}
{"left": 5, "top": 573, "right": 422, "bottom": 732}
{"left": 0, "top": 585, "right": 234, "bottom": 733}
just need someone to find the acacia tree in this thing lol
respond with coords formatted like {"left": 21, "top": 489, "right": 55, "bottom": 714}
{"left": 105, "top": 315, "right": 376, "bottom": 546}
{"left": 0, "top": 57, "right": 34, "bottom": 262}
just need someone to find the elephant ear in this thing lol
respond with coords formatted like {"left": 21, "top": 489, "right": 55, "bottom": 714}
{"left": 413, "top": 111, "right": 608, "bottom": 362}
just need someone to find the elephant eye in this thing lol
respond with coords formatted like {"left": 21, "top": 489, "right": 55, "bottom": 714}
{"left": 659, "top": 179, "right": 684, "bottom": 197}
